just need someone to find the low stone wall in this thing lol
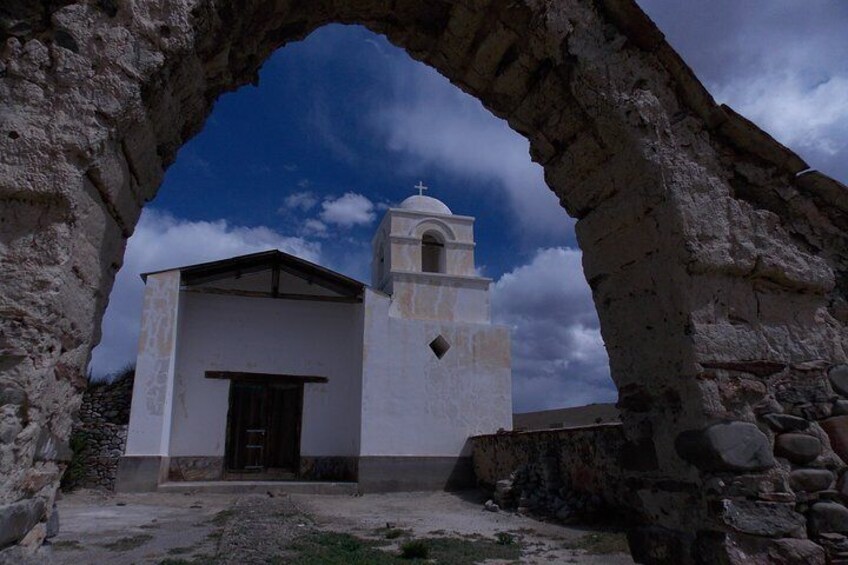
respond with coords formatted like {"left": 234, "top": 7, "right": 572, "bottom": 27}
{"left": 470, "top": 424, "right": 627, "bottom": 520}
{"left": 75, "top": 424, "right": 128, "bottom": 490}
{"left": 69, "top": 370, "right": 134, "bottom": 490}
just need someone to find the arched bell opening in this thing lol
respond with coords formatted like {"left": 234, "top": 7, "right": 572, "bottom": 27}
{"left": 421, "top": 231, "right": 446, "bottom": 274}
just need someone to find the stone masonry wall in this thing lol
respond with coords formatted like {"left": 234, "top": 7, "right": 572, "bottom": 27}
{"left": 471, "top": 424, "right": 627, "bottom": 521}
{"left": 70, "top": 370, "right": 133, "bottom": 491}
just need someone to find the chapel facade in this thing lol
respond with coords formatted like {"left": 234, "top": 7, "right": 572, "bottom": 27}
{"left": 116, "top": 192, "right": 512, "bottom": 492}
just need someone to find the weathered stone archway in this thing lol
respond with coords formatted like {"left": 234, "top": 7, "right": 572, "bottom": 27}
{"left": 2, "top": 0, "right": 848, "bottom": 561}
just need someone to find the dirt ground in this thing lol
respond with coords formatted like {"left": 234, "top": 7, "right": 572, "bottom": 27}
{"left": 46, "top": 489, "right": 634, "bottom": 564}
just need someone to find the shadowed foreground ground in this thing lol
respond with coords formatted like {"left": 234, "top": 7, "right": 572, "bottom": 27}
{"left": 46, "top": 490, "right": 633, "bottom": 564}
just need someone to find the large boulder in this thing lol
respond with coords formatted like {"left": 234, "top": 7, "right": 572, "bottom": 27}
{"left": 809, "top": 502, "right": 848, "bottom": 536}
{"left": 829, "top": 364, "right": 848, "bottom": 397}
{"left": 821, "top": 416, "right": 848, "bottom": 462}
{"left": 719, "top": 499, "right": 806, "bottom": 537}
{"left": 774, "top": 434, "right": 821, "bottom": 464}
{"left": 790, "top": 469, "right": 834, "bottom": 493}
{"left": 0, "top": 499, "right": 45, "bottom": 548}
{"left": 769, "top": 539, "right": 827, "bottom": 565}
{"left": 762, "top": 413, "right": 809, "bottom": 433}
{"left": 675, "top": 422, "right": 775, "bottom": 472}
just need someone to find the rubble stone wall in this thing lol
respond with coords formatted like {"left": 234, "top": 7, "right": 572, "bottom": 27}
{"left": 2, "top": 0, "right": 848, "bottom": 562}
{"left": 71, "top": 372, "right": 133, "bottom": 490}
{"left": 471, "top": 424, "right": 627, "bottom": 518}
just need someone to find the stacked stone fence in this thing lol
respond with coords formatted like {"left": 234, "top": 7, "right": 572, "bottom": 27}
{"left": 470, "top": 423, "right": 628, "bottom": 522}
{"left": 68, "top": 369, "right": 134, "bottom": 491}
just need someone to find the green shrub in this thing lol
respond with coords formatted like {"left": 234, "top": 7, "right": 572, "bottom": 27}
{"left": 564, "top": 531, "right": 630, "bottom": 554}
{"left": 60, "top": 430, "right": 88, "bottom": 492}
{"left": 399, "top": 540, "right": 429, "bottom": 559}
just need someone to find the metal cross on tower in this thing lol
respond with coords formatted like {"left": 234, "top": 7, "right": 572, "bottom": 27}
{"left": 414, "top": 181, "right": 428, "bottom": 196}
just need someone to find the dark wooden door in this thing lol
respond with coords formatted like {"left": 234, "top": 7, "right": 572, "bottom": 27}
{"left": 226, "top": 380, "right": 302, "bottom": 475}
{"left": 266, "top": 383, "right": 302, "bottom": 470}
{"left": 226, "top": 381, "right": 266, "bottom": 472}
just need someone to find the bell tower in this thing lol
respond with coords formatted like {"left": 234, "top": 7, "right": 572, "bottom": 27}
{"left": 371, "top": 183, "right": 491, "bottom": 323}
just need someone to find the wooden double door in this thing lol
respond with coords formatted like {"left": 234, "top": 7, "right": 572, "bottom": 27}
{"left": 225, "top": 380, "right": 303, "bottom": 477}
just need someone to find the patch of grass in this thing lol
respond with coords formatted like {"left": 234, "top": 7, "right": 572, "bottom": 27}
{"left": 423, "top": 537, "right": 521, "bottom": 564}
{"left": 167, "top": 545, "right": 195, "bottom": 555}
{"left": 158, "top": 556, "right": 216, "bottom": 565}
{"left": 283, "top": 532, "right": 397, "bottom": 565}
{"left": 209, "top": 509, "right": 235, "bottom": 527}
{"left": 399, "top": 540, "right": 428, "bottom": 559}
{"left": 495, "top": 532, "right": 516, "bottom": 546}
{"left": 51, "top": 539, "right": 83, "bottom": 551}
{"left": 377, "top": 527, "right": 408, "bottom": 540}
{"left": 564, "top": 532, "right": 630, "bottom": 555}
{"left": 99, "top": 533, "right": 153, "bottom": 552}
{"left": 280, "top": 531, "right": 522, "bottom": 564}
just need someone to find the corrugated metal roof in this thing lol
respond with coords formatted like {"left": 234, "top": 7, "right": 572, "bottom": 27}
{"left": 141, "top": 249, "right": 365, "bottom": 298}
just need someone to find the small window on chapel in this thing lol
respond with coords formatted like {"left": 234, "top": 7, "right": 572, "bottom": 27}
{"left": 421, "top": 233, "right": 445, "bottom": 273}
{"left": 429, "top": 335, "right": 451, "bottom": 359}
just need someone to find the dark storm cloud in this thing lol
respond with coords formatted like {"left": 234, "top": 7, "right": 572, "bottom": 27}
{"left": 637, "top": 0, "right": 848, "bottom": 183}
{"left": 493, "top": 248, "right": 616, "bottom": 411}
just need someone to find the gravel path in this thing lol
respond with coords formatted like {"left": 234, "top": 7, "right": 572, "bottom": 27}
{"left": 216, "top": 495, "right": 313, "bottom": 564}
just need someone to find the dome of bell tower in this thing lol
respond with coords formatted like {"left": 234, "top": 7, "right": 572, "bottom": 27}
{"left": 398, "top": 194, "right": 452, "bottom": 215}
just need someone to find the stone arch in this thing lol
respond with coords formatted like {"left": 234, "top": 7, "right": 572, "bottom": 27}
{"left": 2, "top": 1, "right": 848, "bottom": 562}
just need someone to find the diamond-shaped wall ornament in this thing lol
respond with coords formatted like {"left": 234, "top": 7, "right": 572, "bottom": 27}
{"left": 429, "top": 335, "right": 451, "bottom": 359}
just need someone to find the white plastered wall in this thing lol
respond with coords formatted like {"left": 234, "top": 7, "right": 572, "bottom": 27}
{"left": 167, "top": 292, "right": 364, "bottom": 458}
{"left": 124, "top": 270, "right": 182, "bottom": 456}
{"left": 389, "top": 272, "right": 492, "bottom": 324}
{"left": 359, "top": 289, "right": 512, "bottom": 457}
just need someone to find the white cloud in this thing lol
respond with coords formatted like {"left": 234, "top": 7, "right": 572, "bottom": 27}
{"left": 713, "top": 72, "right": 848, "bottom": 158}
{"left": 371, "top": 63, "right": 572, "bottom": 238}
{"left": 88, "top": 209, "right": 321, "bottom": 378}
{"left": 492, "top": 247, "right": 616, "bottom": 411}
{"left": 301, "top": 218, "right": 329, "bottom": 237}
{"left": 636, "top": 0, "right": 848, "bottom": 183}
{"left": 319, "top": 192, "right": 376, "bottom": 227}
{"left": 283, "top": 191, "right": 318, "bottom": 212}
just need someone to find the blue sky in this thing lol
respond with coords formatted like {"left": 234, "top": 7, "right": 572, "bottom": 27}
{"left": 152, "top": 24, "right": 572, "bottom": 276}
{"left": 90, "top": 1, "right": 848, "bottom": 413}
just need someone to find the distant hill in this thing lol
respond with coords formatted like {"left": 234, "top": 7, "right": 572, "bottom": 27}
{"left": 513, "top": 403, "right": 619, "bottom": 431}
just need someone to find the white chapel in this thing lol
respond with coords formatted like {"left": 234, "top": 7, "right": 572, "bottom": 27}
{"left": 117, "top": 188, "right": 512, "bottom": 491}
